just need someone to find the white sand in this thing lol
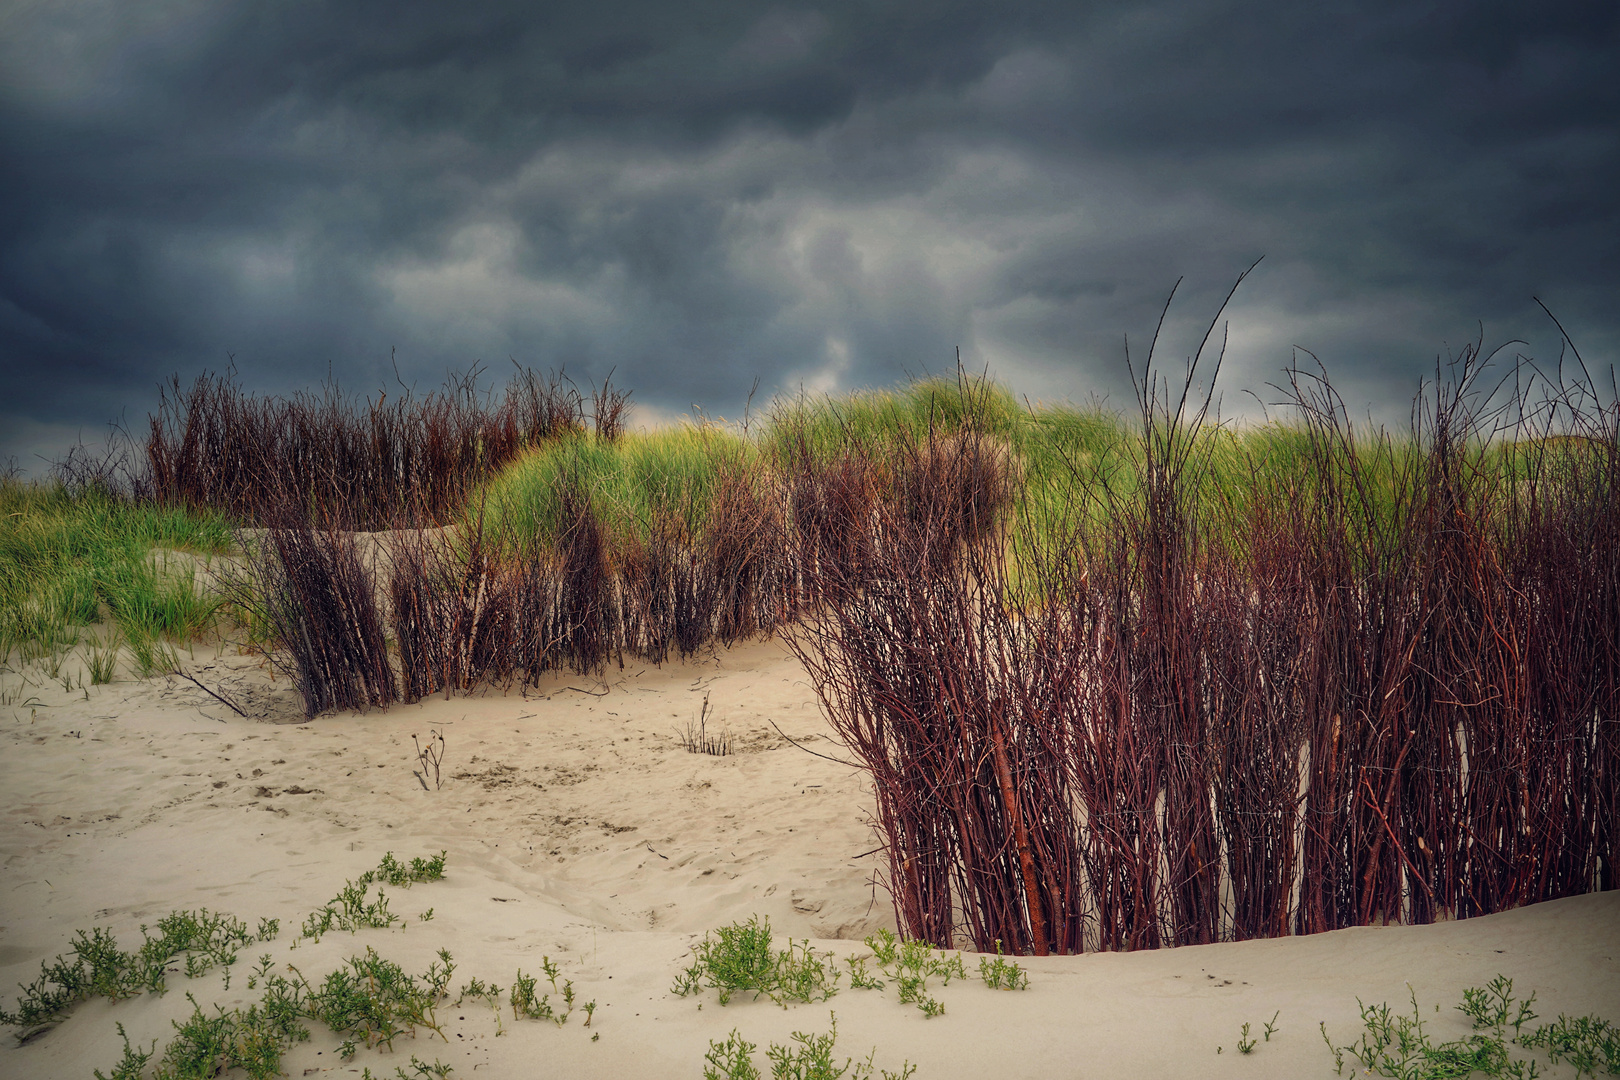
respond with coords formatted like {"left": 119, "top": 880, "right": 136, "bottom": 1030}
{"left": 2, "top": 636, "right": 1616, "bottom": 1079}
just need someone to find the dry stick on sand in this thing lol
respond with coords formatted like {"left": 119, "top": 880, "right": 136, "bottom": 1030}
{"left": 413, "top": 727, "right": 447, "bottom": 791}
{"left": 173, "top": 667, "right": 248, "bottom": 718}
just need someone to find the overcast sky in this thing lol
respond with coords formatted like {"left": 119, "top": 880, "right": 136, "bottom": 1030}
{"left": 2, "top": 0, "right": 1616, "bottom": 473}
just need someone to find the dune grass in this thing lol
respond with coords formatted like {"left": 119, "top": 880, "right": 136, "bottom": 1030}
{"left": 0, "top": 475, "right": 233, "bottom": 678}
{"left": 476, "top": 423, "right": 761, "bottom": 552}
{"left": 476, "top": 372, "right": 1443, "bottom": 580}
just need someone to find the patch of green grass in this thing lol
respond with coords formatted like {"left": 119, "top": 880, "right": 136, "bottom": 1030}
{"left": 8, "top": 852, "right": 562, "bottom": 1080}
{"left": 148, "top": 986, "right": 308, "bottom": 1080}
{"left": 0, "top": 910, "right": 258, "bottom": 1035}
{"left": 293, "top": 946, "right": 454, "bottom": 1056}
{"left": 299, "top": 852, "right": 447, "bottom": 941}
{"left": 676, "top": 917, "right": 1026, "bottom": 1022}
{"left": 477, "top": 423, "right": 761, "bottom": 551}
{"left": 975, "top": 941, "right": 1029, "bottom": 992}
{"left": 1, "top": 853, "right": 447, "bottom": 1042}
{"left": 673, "top": 915, "right": 843, "bottom": 1007}
{"left": 94, "top": 1022, "right": 157, "bottom": 1080}
{"left": 858, "top": 929, "right": 966, "bottom": 1017}
{"left": 82, "top": 629, "right": 122, "bottom": 684}
{"left": 0, "top": 476, "right": 232, "bottom": 675}
{"left": 763, "top": 377, "right": 1025, "bottom": 463}
{"left": 704, "top": 1013, "right": 917, "bottom": 1080}
{"left": 1321, "top": 976, "right": 1619, "bottom": 1079}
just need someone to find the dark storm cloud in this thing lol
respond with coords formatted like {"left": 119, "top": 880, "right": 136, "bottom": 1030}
{"left": 3, "top": 0, "right": 1616, "bottom": 472}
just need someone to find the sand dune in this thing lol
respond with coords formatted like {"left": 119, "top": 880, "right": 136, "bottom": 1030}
{"left": 2, "top": 637, "right": 1615, "bottom": 1079}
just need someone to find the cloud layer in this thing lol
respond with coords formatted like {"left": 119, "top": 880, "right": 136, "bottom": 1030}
{"left": 3, "top": 1, "right": 1616, "bottom": 470}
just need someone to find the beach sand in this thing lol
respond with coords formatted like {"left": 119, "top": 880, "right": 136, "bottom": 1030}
{"left": 2, "top": 635, "right": 1616, "bottom": 1079}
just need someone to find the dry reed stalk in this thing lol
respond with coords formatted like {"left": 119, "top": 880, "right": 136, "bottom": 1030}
{"left": 251, "top": 502, "right": 397, "bottom": 717}
{"left": 145, "top": 366, "right": 583, "bottom": 528}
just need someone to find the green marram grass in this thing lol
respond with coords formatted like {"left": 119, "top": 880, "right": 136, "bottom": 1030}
{"left": 473, "top": 372, "right": 1528, "bottom": 579}
{"left": 0, "top": 475, "right": 233, "bottom": 676}
{"left": 476, "top": 423, "right": 763, "bottom": 551}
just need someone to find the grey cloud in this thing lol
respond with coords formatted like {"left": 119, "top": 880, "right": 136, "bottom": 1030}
{"left": 2, "top": 1, "right": 1616, "bottom": 474}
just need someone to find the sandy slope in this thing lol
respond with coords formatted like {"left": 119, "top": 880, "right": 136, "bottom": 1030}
{"left": 1, "top": 636, "right": 1616, "bottom": 1080}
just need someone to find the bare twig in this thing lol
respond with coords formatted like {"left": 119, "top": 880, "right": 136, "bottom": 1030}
{"left": 174, "top": 668, "right": 248, "bottom": 717}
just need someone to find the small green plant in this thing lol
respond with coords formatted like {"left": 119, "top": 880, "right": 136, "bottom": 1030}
{"left": 302, "top": 880, "right": 398, "bottom": 940}
{"left": 362, "top": 1054, "right": 455, "bottom": 1079}
{"left": 298, "top": 852, "right": 446, "bottom": 942}
{"left": 294, "top": 946, "right": 452, "bottom": 1055}
{"left": 456, "top": 977, "right": 497, "bottom": 1004}
{"left": 844, "top": 956, "right": 884, "bottom": 990}
{"left": 127, "top": 629, "right": 181, "bottom": 679}
{"left": 767, "top": 1014, "right": 848, "bottom": 1080}
{"left": 510, "top": 966, "right": 575, "bottom": 1025}
{"left": 674, "top": 916, "right": 842, "bottom": 1007}
{"left": 0, "top": 909, "right": 260, "bottom": 1037}
{"left": 1322, "top": 977, "right": 1617, "bottom": 1080}
{"left": 246, "top": 954, "right": 275, "bottom": 990}
{"left": 859, "top": 929, "right": 963, "bottom": 1016}
{"left": 1461, "top": 977, "right": 1540, "bottom": 1038}
{"left": 93, "top": 1022, "right": 156, "bottom": 1080}
{"left": 705, "top": 1028, "right": 762, "bottom": 1080}
{"left": 705, "top": 1014, "right": 917, "bottom": 1080}
{"left": 976, "top": 941, "right": 1028, "bottom": 991}
{"left": 1519, "top": 1014, "right": 1620, "bottom": 1078}
{"left": 1237, "top": 1021, "right": 1256, "bottom": 1054}
{"left": 83, "top": 632, "right": 121, "bottom": 684}
{"left": 894, "top": 973, "right": 944, "bottom": 1018}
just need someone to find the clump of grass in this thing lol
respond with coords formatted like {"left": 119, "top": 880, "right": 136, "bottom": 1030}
{"left": 0, "top": 910, "right": 260, "bottom": 1037}
{"left": 975, "top": 941, "right": 1029, "bottom": 992}
{"left": 480, "top": 423, "right": 757, "bottom": 552}
{"left": 93, "top": 1022, "right": 156, "bottom": 1080}
{"left": 674, "top": 917, "right": 1008, "bottom": 1022}
{"left": 301, "top": 852, "right": 446, "bottom": 941}
{"left": 673, "top": 915, "right": 842, "bottom": 1007}
{"left": 510, "top": 958, "right": 581, "bottom": 1026}
{"left": 1, "top": 853, "right": 446, "bottom": 1040}
{"left": 148, "top": 985, "right": 309, "bottom": 1080}
{"left": 0, "top": 474, "right": 231, "bottom": 673}
{"left": 82, "top": 629, "right": 122, "bottom": 684}
{"left": 704, "top": 1013, "right": 917, "bottom": 1080}
{"left": 293, "top": 946, "right": 454, "bottom": 1056}
{"left": 859, "top": 930, "right": 966, "bottom": 1017}
{"left": 1321, "top": 976, "right": 1619, "bottom": 1079}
